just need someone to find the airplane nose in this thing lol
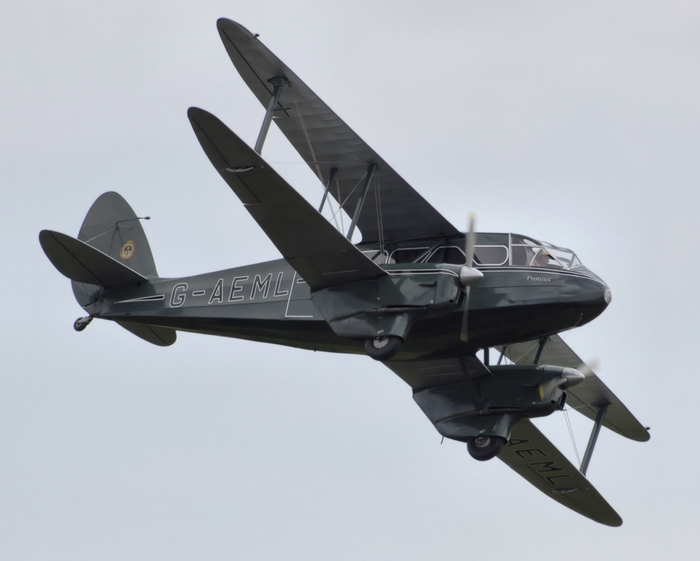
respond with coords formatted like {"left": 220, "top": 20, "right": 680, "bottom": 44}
{"left": 558, "top": 275, "right": 611, "bottom": 327}
{"left": 604, "top": 287, "right": 612, "bottom": 304}
{"left": 591, "top": 282, "right": 612, "bottom": 311}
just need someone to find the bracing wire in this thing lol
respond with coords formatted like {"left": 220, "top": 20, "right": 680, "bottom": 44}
{"left": 337, "top": 180, "right": 344, "bottom": 233}
{"left": 563, "top": 406, "right": 581, "bottom": 466}
{"left": 294, "top": 99, "right": 323, "bottom": 184}
{"left": 329, "top": 171, "right": 366, "bottom": 226}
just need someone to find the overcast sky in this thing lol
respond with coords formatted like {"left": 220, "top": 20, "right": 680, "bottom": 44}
{"left": 2, "top": 1, "right": 699, "bottom": 559}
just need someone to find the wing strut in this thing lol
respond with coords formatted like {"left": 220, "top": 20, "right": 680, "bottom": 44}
{"left": 347, "top": 164, "right": 377, "bottom": 240}
{"left": 318, "top": 167, "right": 338, "bottom": 212}
{"left": 580, "top": 403, "right": 609, "bottom": 475}
{"left": 254, "top": 76, "right": 287, "bottom": 154}
{"left": 534, "top": 336, "right": 548, "bottom": 364}
{"left": 499, "top": 335, "right": 649, "bottom": 442}
{"left": 217, "top": 19, "right": 460, "bottom": 243}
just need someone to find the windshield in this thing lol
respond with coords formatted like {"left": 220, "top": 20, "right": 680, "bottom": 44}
{"left": 510, "top": 234, "right": 582, "bottom": 270}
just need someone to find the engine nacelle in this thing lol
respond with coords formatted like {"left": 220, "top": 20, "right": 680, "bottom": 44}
{"left": 413, "top": 364, "right": 584, "bottom": 443}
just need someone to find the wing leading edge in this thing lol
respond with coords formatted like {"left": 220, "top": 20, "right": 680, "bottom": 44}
{"left": 501, "top": 335, "right": 650, "bottom": 442}
{"left": 216, "top": 18, "right": 459, "bottom": 245}
{"left": 385, "top": 356, "right": 622, "bottom": 525}
{"left": 188, "top": 107, "right": 386, "bottom": 291}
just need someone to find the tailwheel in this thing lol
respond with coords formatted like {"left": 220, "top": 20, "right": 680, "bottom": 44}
{"left": 467, "top": 435, "right": 505, "bottom": 461}
{"left": 364, "top": 336, "right": 402, "bottom": 361}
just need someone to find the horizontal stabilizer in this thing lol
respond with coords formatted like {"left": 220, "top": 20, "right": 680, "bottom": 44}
{"left": 188, "top": 107, "right": 386, "bottom": 291}
{"left": 499, "top": 419, "right": 622, "bottom": 526}
{"left": 115, "top": 321, "right": 176, "bottom": 347}
{"left": 39, "top": 230, "right": 147, "bottom": 288}
{"left": 501, "top": 335, "right": 649, "bottom": 442}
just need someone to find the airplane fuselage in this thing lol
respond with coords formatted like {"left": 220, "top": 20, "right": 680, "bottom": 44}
{"left": 85, "top": 233, "right": 610, "bottom": 360}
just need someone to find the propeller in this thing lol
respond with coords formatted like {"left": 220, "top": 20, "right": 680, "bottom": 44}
{"left": 459, "top": 213, "right": 484, "bottom": 342}
{"left": 537, "top": 358, "right": 597, "bottom": 400}
{"left": 537, "top": 366, "right": 585, "bottom": 400}
{"left": 577, "top": 357, "right": 600, "bottom": 378}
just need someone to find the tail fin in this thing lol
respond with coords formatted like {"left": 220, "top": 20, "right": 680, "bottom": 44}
{"left": 77, "top": 191, "right": 157, "bottom": 277}
{"left": 71, "top": 192, "right": 157, "bottom": 307}
{"left": 40, "top": 192, "right": 176, "bottom": 347}
{"left": 40, "top": 191, "right": 156, "bottom": 303}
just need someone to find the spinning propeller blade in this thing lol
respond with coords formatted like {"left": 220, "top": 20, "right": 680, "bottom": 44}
{"left": 460, "top": 213, "right": 482, "bottom": 342}
{"left": 577, "top": 357, "right": 600, "bottom": 377}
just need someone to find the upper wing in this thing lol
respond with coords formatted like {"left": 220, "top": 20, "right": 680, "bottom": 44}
{"left": 499, "top": 419, "right": 622, "bottom": 526}
{"left": 500, "top": 335, "right": 650, "bottom": 442}
{"left": 216, "top": 18, "right": 459, "bottom": 245}
{"left": 188, "top": 107, "right": 386, "bottom": 291}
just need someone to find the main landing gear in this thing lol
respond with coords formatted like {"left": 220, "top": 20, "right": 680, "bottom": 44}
{"left": 467, "top": 435, "right": 506, "bottom": 461}
{"left": 73, "top": 316, "right": 93, "bottom": 332}
{"left": 364, "top": 335, "right": 402, "bottom": 361}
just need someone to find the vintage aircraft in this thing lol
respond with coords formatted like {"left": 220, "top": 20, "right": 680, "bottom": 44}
{"left": 40, "top": 19, "right": 649, "bottom": 526}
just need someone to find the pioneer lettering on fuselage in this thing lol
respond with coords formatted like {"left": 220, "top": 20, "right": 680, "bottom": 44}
{"left": 169, "top": 271, "right": 292, "bottom": 308}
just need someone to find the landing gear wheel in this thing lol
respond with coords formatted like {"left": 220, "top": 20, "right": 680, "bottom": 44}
{"left": 364, "top": 336, "right": 402, "bottom": 361}
{"left": 73, "top": 316, "right": 93, "bottom": 332}
{"left": 467, "top": 435, "right": 505, "bottom": 461}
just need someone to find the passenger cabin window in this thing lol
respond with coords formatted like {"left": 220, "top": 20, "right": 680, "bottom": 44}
{"left": 427, "top": 246, "right": 467, "bottom": 264}
{"left": 390, "top": 247, "right": 430, "bottom": 264}
{"left": 387, "top": 234, "right": 582, "bottom": 270}
{"left": 362, "top": 249, "right": 390, "bottom": 264}
{"left": 474, "top": 246, "right": 508, "bottom": 266}
{"left": 424, "top": 245, "right": 509, "bottom": 266}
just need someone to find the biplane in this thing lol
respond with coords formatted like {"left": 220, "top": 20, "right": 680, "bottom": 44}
{"left": 39, "top": 19, "right": 649, "bottom": 526}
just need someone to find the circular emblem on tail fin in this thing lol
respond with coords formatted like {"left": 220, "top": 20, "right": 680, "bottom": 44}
{"left": 120, "top": 240, "right": 135, "bottom": 260}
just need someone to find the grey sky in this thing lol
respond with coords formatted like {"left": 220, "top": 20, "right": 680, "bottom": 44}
{"left": 2, "top": 1, "right": 699, "bottom": 559}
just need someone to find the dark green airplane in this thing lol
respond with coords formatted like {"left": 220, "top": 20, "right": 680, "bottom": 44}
{"left": 40, "top": 19, "right": 649, "bottom": 527}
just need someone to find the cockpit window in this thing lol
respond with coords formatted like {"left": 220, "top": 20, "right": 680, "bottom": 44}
{"left": 510, "top": 235, "right": 581, "bottom": 270}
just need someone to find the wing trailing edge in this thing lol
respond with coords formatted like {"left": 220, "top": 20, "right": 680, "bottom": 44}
{"left": 187, "top": 107, "right": 386, "bottom": 291}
